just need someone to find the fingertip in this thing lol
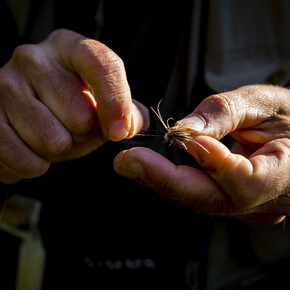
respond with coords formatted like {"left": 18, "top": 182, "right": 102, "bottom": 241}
{"left": 113, "top": 149, "right": 128, "bottom": 169}
{"left": 114, "top": 148, "right": 145, "bottom": 179}
{"left": 114, "top": 147, "right": 163, "bottom": 176}
{"left": 185, "top": 135, "right": 230, "bottom": 164}
{"left": 109, "top": 99, "right": 150, "bottom": 141}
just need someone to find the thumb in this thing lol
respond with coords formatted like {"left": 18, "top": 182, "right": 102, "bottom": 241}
{"left": 176, "top": 85, "right": 288, "bottom": 142}
{"left": 175, "top": 92, "right": 242, "bottom": 140}
{"left": 48, "top": 29, "right": 132, "bottom": 141}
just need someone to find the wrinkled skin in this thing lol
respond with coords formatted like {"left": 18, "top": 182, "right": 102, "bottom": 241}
{"left": 115, "top": 85, "right": 290, "bottom": 224}
{"left": 0, "top": 29, "right": 289, "bottom": 224}
{"left": 0, "top": 29, "right": 149, "bottom": 183}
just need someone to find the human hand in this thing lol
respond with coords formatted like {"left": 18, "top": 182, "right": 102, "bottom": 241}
{"left": 114, "top": 85, "right": 290, "bottom": 224}
{"left": 0, "top": 29, "right": 149, "bottom": 184}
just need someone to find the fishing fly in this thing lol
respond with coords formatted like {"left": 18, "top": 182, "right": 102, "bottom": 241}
{"left": 150, "top": 99, "right": 200, "bottom": 150}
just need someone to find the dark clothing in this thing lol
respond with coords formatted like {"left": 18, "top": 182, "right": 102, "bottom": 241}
{"left": 1, "top": 0, "right": 290, "bottom": 289}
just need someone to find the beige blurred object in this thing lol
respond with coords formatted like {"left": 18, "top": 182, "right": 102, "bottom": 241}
{"left": 0, "top": 194, "right": 46, "bottom": 290}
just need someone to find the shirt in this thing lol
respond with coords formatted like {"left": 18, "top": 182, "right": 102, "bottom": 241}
{"left": 1, "top": 1, "right": 290, "bottom": 289}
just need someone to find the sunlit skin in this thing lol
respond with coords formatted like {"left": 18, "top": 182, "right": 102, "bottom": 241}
{"left": 0, "top": 29, "right": 149, "bottom": 183}
{"left": 0, "top": 28, "right": 289, "bottom": 224}
{"left": 114, "top": 85, "right": 290, "bottom": 224}
{"left": 83, "top": 90, "right": 97, "bottom": 108}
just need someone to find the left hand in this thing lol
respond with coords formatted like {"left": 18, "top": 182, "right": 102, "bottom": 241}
{"left": 114, "top": 85, "right": 290, "bottom": 224}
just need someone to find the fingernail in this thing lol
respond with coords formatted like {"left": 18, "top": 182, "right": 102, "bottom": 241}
{"left": 115, "top": 157, "right": 144, "bottom": 179}
{"left": 108, "top": 119, "right": 129, "bottom": 141}
{"left": 177, "top": 115, "right": 206, "bottom": 132}
{"left": 126, "top": 111, "right": 136, "bottom": 139}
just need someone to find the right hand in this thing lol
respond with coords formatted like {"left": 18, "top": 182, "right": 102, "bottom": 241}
{"left": 114, "top": 85, "right": 290, "bottom": 224}
{"left": 0, "top": 29, "right": 149, "bottom": 184}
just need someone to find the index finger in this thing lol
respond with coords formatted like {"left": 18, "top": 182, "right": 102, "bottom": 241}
{"left": 47, "top": 29, "right": 132, "bottom": 141}
{"left": 113, "top": 147, "right": 235, "bottom": 215}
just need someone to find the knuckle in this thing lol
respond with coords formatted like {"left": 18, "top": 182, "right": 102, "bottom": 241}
{"left": 209, "top": 93, "right": 237, "bottom": 117}
{"left": 12, "top": 44, "right": 48, "bottom": 75}
{"left": 12, "top": 44, "right": 33, "bottom": 58}
{"left": 47, "top": 28, "right": 70, "bottom": 40}
{"left": 13, "top": 44, "right": 37, "bottom": 63}
{"left": 202, "top": 93, "right": 241, "bottom": 137}
{"left": 39, "top": 131, "right": 73, "bottom": 159}
{"left": 47, "top": 28, "right": 82, "bottom": 43}
{"left": 261, "top": 138, "right": 290, "bottom": 168}
{"left": 81, "top": 39, "right": 125, "bottom": 78}
{"left": 275, "top": 138, "right": 290, "bottom": 155}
